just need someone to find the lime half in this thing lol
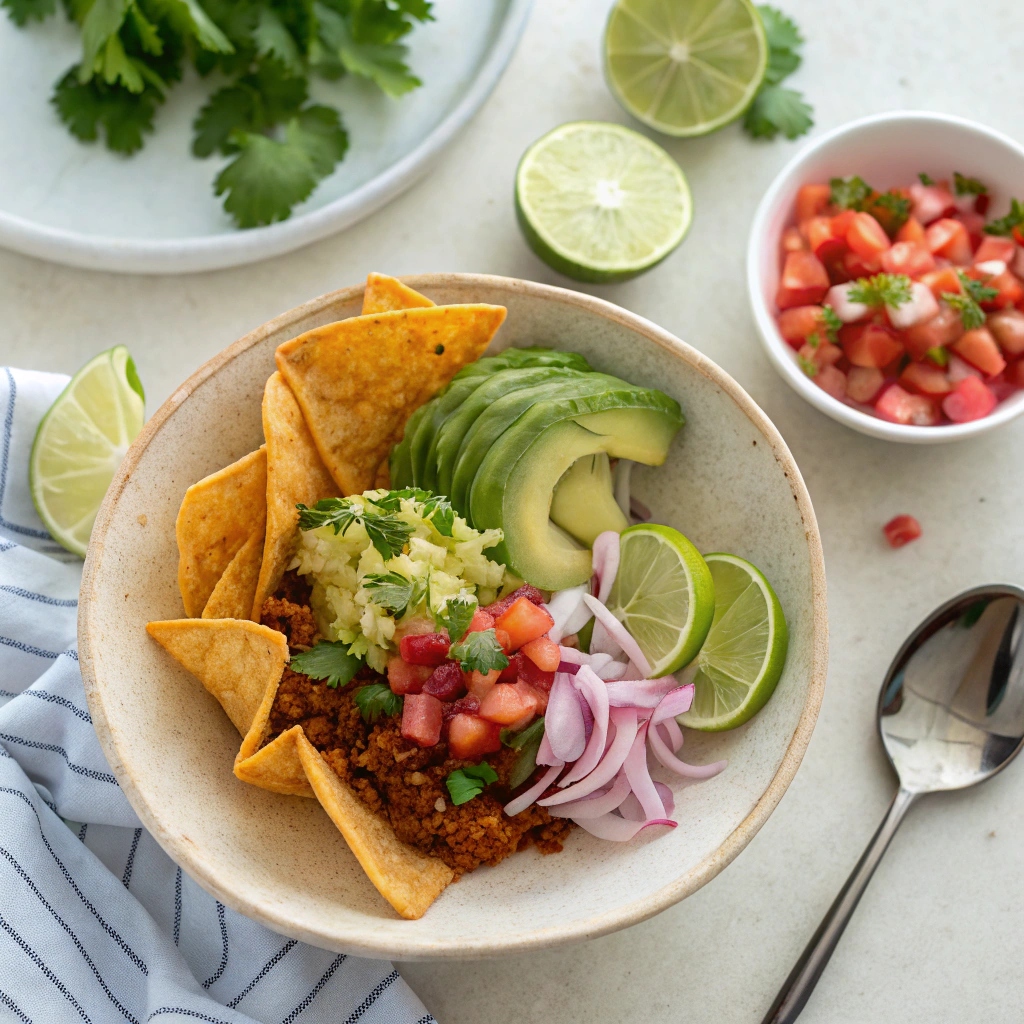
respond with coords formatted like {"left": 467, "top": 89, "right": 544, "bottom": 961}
{"left": 678, "top": 553, "right": 788, "bottom": 732}
{"left": 515, "top": 121, "right": 692, "bottom": 283}
{"left": 604, "top": 0, "right": 767, "bottom": 137}
{"left": 606, "top": 523, "right": 715, "bottom": 677}
{"left": 30, "top": 346, "right": 145, "bottom": 558}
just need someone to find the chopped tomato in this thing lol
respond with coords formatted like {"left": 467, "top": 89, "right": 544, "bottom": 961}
{"left": 494, "top": 627, "right": 512, "bottom": 653}
{"left": 895, "top": 217, "right": 927, "bottom": 245}
{"left": 805, "top": 216, "right": 846, "bottom": 261}
{"left": 830, "top": 209, "right": 858, "bottom": 236}
{"left": 466, "top": 609, "right": 495, "bottom": 634}
{"left": 883, "top": 515, "right": 922, "bottom": 548}
{"left": 796, "top": 183, "right": 832, "bottom": 222}
{"left": 422, "top": 660, "right": 466, "bottom": 701}
{"left": 494, "top": 597, "right": 554, "bottom": 650}
{"left": 902, "top": 306, "right": 965, "bottom": 362}
{"left": 401, "top": 693, "right": 443, "bottom": 747}
{"left": 798, "top": 341, "right": 842, "bottom": 373}
{"left": 782, "top": 226, "right": 807, "bottom": 252}
{"left": 814, "top": 365, "right": 846, "bottom": 400}
{"left": 974, "top": 236, "right": 1017, "bottom": 266}
{"left": 979, "top": 270, "right": 1024, "bottom": 310}
{"left": 447, "top": 714, "right": 502, "bottom": 759}
{"left": 517, "top": 654, "right": 555, "bottom": 692}
{"left": 953, "top": 210, "right": 985, "bottom": 249}
{"left": 514, "top": 681, "right": 549, "bottom": 718}
{"left": 909, "top": 182, "right": 955, "bottom": 224}
{"left": 952, "top": 328, "right": 1006, "bottom": 376}
{"left": 387, "top": 656, "right": 433, "bottom": 695}
{"left": 942, "top": 375, "right": 997, "bottom": 422}
{"left": 919, "top": 266, "right": 963, "bottom": 299}
{"left": 846, "top": 366, "right": 885, "bottom": 403}
{"left": 925, "top": 218, "right": 973, "bottom": 264}
{"left": 846, "top": 212, "right": 891, "bottom": 258}
{"left": 478, "top": 681, "right": 538, "bottom": 726}
{"left": 842, "top": 249, "right": 882, "bottom": 279}
{"left": 988, "top": 309, "right": 1024, "bottom": 356}
{"left": 875, "top": 385, "right": 940, "bottom": 426}
{"left": 777, "top": 251, "right": 830, "bottom": 309}
{"left": 1005, "top": 360, "right": 1024, "bottom": 388}
{"left": 899, "top": 361, "right": 953, "bottom": 397}
{"left": 520, "top": 635, "right": 560, "bottom": 672}
{"left": 466, "top": 668, "right": 500, "bottom": 700}
{"left": 399, "top": 632, "right": 450, "bottom": 666}
{"left": 841, "top": 322, "right": 903, "bottom": 368}
{"left": 484, "top": 584, "right": 545, "bottom": 619}
{"left": 777, "top": 305, "right": 827, "bottom": 347}
{"left": 881, "top": 241, "right": 935, "bottom": 278}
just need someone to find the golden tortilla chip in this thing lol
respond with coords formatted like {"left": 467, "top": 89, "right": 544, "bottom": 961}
{"left": 175, "top": 447, "right": 267, "bottom": 617}
{"left": 202, "top": 530, "right": 264, "bottom": 620}
{"left": 250, "top": 372, "right": 338, "bottom": 620}
{"left": 361, "top": 273, "right": 434, "bottom": 315}
{"left": 235, "top": 724, "right": 313, "bottom": 798}
{"left": 294, "top": 731, "right": 454, "bottom": 919}
{"left": 146, "top": 618, "right": 286, "bottom": 738}
{"left": 275, "top": 304, "right": 506, "bottom": 494}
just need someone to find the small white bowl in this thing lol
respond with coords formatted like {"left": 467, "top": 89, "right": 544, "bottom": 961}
{"left": 747, "top": 111, "right": 1024, "bottom": 444}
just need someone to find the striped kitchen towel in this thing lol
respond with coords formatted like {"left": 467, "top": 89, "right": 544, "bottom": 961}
{"left": 0, "top": 367, "right": 436, "bottom": 1024}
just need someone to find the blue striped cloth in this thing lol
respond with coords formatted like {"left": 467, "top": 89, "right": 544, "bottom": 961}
{"left": 0, "top": 367, "right": 437, "bottom": 1024}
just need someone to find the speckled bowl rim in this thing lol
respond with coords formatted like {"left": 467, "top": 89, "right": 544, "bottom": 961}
{"left": 79, "top": 274, "right": 828, "bottom": 958}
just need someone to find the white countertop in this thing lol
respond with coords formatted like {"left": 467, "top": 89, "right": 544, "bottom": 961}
{"left": 5, "top": 1, "right": 1024, "bottom": 1020}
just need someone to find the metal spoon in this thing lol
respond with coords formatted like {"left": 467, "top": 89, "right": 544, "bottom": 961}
{"left": 763, "top": 584, "right": 1024, "bottom": 1024}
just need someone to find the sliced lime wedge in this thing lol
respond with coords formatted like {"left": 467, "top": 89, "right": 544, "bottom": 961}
{"left": 514, "top": 121, "right": 693, "bottom": 283}
{"left": 678, "top": 553, "right": 788, "bottom": 732}
{"left": 606, "top": 523, "right": 715, "bottom": 677}
{"left": 30, "top": 346, "right": 145, "bottom": 558}
{"left": 604, "top": 0, "right": 767, "bottom": 137}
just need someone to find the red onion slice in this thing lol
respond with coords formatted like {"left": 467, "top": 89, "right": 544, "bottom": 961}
{"left": 648, "top": 722, "right": 727, "bottom": 780}
{"left": 651, "top": 683, "right": 695, "bottom": 724}
{"left": 592, "top": 531, "right": 620, "bottom": 604}
{"left": 545, "top": 584, "right": 591, "bottom": 643}
{"left": 559, "top": 665, "right": 610, "bottom": 785}
{"left": 594, "top": 658, "right": 629, "bottom": 681}
{"left": 536, "top": 729, "right": 560, "bottom": 767}
{"left": 572, "top": 813, "right": 676, "bottom": 842}
{"left": 629, "top": 497, "right": 652, "bottom": 523}
{"left": 660, "top": 718, "right": 684, "bottom": 752}
{"left": 622, "top": 721, "right": 666, "bottom": 819}
{"left": 582, "top": 594, "right": 653, "bottom": 678}
{"left": 605, "top": 676, "right": 681, "bottom": 708}
{"left": 547, "top": 773, "right": 632, "bottom": 819}
{"left": 546, "top": 672, "right": 587, "bottom": 763}
{"left": 504, "top": 763, "right": 563, "bottom": 817}
{"left": 541, "top": 707, "right": 638, "bottom": 806}
{"left": 617, "top": 792, "right": 645, "bottom": 821}
{"left": 654, "top": 781, "right": 675, "bottom": 818}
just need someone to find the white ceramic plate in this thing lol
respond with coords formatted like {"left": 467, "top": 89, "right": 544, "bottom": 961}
{"left": 0, "top": 0, "right": 530, "bottom": 274}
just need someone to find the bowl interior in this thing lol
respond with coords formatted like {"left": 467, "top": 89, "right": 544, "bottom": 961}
{"left": 80, "top": 275, "right": 826, "bottom": 959}
{"left": 750, "top": 114, "right": 1024, "bottom": 441}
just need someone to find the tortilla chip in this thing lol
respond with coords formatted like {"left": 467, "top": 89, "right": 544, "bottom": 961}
{"left": 202, "top": 530, "right": 264, "bottom": 620}
{"left": 294, "top": 731, "right": 454, "bottom": 919}
{"left": 275, "top": 304, "right": 506, "bottom": 494}
{"left": 235, "top": 724, "right": 314, "bottom": 798}
{"left": 250, "top": 372, "right": 338, "bottom": 620}
{"left": 361, "top": 273, "right": 434, "bottom": 315}
{"left": 146, "top": 618, "right": 287, "bottom": 738}
{"left": 175, "top": 447, "right": 267, "bottom": 617}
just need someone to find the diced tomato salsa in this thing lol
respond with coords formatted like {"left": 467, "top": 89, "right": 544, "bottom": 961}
{"left": 776, "top": 173, "right": 1024, "bottom": 426}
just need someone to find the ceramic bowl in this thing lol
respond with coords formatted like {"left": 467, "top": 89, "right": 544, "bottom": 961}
{"left": 79, "top": 274, "right": 828, "bottom": 959}
{"left": 748, "top": 111, "right": 1024, "bottom": 444}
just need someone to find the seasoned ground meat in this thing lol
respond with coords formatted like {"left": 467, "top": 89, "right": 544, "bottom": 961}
{"left": 261, "top": 584, "right": 572, "bottom": 876}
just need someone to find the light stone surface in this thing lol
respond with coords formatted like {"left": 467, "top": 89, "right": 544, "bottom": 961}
{"left": 3, "top": 0, "right": 1024, "bottom": 1020}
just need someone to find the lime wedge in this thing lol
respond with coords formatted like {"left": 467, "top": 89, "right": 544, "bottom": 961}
{"left": 514, "top": 121, "right": 693, "bottom": 283}
{"left": 678, "top": 553, "right": 788, "bottom": 732}
{"left": 606, "top": 523, "right": 715, "bottom": 676}
{"left": 30, "top": 346, "right": 145, "bottom": 558}
{"left": 604, "top": 0, "right": 767, "bottom": 137}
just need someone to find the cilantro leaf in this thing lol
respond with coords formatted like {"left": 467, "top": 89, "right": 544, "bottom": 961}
{"left": 375, "top": 488, "right": 455, "bottom": 536}
{"left": 53, "top": 69, "right": 159, "bottom": 154}
{"left": 870, "top": 191, "right": 910, "bottom": 234}
{"left": 918, "top": 172, "right": 935, "bottom": 186}
{"left": 821, "top": 305, "right": 842, "bottom": 342}
{"left": 959, "top": 270, "right": 999, "bottom": 305}
{"left": 436, "top": 595, "right": 477, "bottom": 644}
{"left": 830, "top": 175, "right": 873, "bottom": 211}
{"left": 501, "top": 717, "right": 545, "bottom": 790}
{"left": 446, "top": 763, "right": 498, "bottom": 805}
{"left": 848, "top": 273, "right": 912, "bottom": 309}
{"left": 743, "top": 84, "right": 813, "bottom": 141}
{"left": 363, "top": 571, "right": 417, "bottom": 615}
{"left": 448, "top": 628, "right": 508, "bottom": 674}
{"left": 984, "top": 198, "right": 1024, "bottom": 237}
{"left": 296, "top": 494, "right": 410, "bottom": 560}
{"left": 1, "top": 0, "right": 56, "bottom": 25}
{"left": 797, "top": 354, "right": 817, "bottom": 378}
{"left": 353, "top": 682, "right": 403, "bottom": 724}
{"left": 80, "top": 0, "right": 131, "bottom": 75}
{"left": 758, "top": 4, "right": 803, "bottom": 54}
{"left": 941, "top": 271, "right": 997, "bottom": 330}
{"left": 145, "top": 0, "right": 233, "bottom": 53}
{"left": 290, "top": 640, "right": 364, "bottom": 688}
{"left": 253, "top": 6, "right": 303, "bottom": 72}
{"left": 953, "top": 172, "right": 988, "bottom": 197}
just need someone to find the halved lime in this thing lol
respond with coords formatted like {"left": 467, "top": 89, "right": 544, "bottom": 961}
{"left": 678, "top": 553, "right": 788, "bottom": 732}
{"left": 30, "top": 346, "right": 145, "bottom": 558}
{"left": 606, "top": 523, "right": 715, "bottom": 676}
{"left": 604, "top": 0, "right": 768, "bottom": 137}
{"left": 514, "top": 121, "right": 692, "bottom": 283}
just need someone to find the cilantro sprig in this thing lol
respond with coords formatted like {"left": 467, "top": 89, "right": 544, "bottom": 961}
{"left": 290, "top": 640, "right": 364, "bottom": 688}
{"left": 918, "top": 172, "right": 935, "bottom": 186}
{"left": 830, "top": 176, "right": 872, "bottom": 211}
{"left": 371, "top": 488, "right": 455, "bottom": 537}
{"left": 984, "top": 198, "right": 1024, "bottom": 238}
{"left": 363, "top": 571, "right": 426, "bottom": 617}
{"left": 435, "top": 595, "right": 477, "bottom": 644}
{"left": 296, "top": 496, "right": 414, "bottom": 561}
{"left": 353, "top": 683, "right": 403, "bottom": 724}
{"left": 848, "top": 273, "right": 913, "bottom": 309}
{"left": 743, "top": 6, "right": 813, "bottom": 142}
{"left": 5, "top": 0, "right": 434, "bottom": 227}
{"left": 448, "top": 628, "right": 508, "bottom": 674}
{"left": 941, "top": 270, "right": 998, "bottom": 330}
{"left": 446, "top": 763, "right": 498, "bottom": 806}
{"left": 954, "top": 172, "right": 988, "bottom": 197}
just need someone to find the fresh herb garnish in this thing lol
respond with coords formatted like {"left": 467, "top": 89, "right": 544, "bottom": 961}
{"left": 870, "top": 191, "right": 911, "bottom": 233}
{"left": 743, "top": 6, "right": 813, "bottom": 141}
{"left": 363, "top": 571, "right": 425, "bottom": 617}
{"left": 374, "top": 488, "right": 455, "bottom": 537}
{"left": 918, "top": 172, "right": 935, "bottom": 186}
{"left": 925, "top": 346, "right": 950, "bottom": 367}
{"left": 954, "top": 172, "right": 988, "bottom": 197}
{"left": 797, "top": 354, "right": 818, "bottom": 377}
{"left": 821, "top": 305, "right": 843, "bottom": 342}
{"left": 353, "top": 682, "right": 403, "bottom": 724}
{"left": 941, "top": 271, "right": 997, "bottom": 330}
{"left": 445, "top": 763, "right": 498, "bottom": 805}
{"left": 848, "top": 273, "right": 913, "bottom": 309}
{"left": 830, "top": 175, "right": 873, "bottom": 211}
{"left": 448, "top": 628, "right": 508, "bottom": 674}
{"left": 984, "top": 198, "right": 1024, "bottom": 237}
{"left": 290, "top": 640, "right": 364, "bottom": 688}
{"left": 435, "top": 595, "right": 477, "bottom": 644}
{"left": 501, "top": 718, "right": 545, "bottom": 790}
{"left": 296, "top": 497, "right": 413, "bottom": 561}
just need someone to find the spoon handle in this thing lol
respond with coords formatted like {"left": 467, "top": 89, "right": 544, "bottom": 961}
{"left": 761, "top": 787, "right": 918, "bottom": 1024}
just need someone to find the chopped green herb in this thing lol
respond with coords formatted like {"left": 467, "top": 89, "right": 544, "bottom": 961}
{"left": 353, "top": 682, "right": 403, "bottom": 724}
{"left": 984, "top": 198, "right": 1024, "bottom": 237}
{"left": 960, "top": 270, "right": 1000, "bottom": 305}
{"left": 848, "top": 273, "right": 913, "bottom": 309}
{"left": 448, "top": 628, "right": 508, "bottom": 674}
{"left": 743, "top": 6, "right": 813, "bottom": 141}
{"left": 805, "top": 333, "right": 821, "bottom": 349}
{"left": 918, "top": 172, "right": 935, "bottom": 186}
{"left": 501, "top": 718, "right": 545, "bottom": 790}
{"left": 296, "top": 497, "right": 414, "bottom": 561}
{"left": 871, "top": 191, "right": 911, "bottom": 234}
{"left": 290, "top": 640, "right": 364, "bottom": 688}
{"left": 797, "top": 354, "right": 818, "bottom": 378}
{"left": 446, "top": 763, "right": 498, "bottom": 805}
{"left": 363, "top": 571, "right": 418, "bottom": 616}
{"left": 941, "top": 270, "right": 997, "bottom": 330}
{"left": 435, "top": 595, "right": 477, "bottom": 644}
{"left": 954, "top": 172, "right": 988, "bottom": 197}
{"left": 830, "top": 175, "right": 873, "bottom": 211}
{"left": 821, "top": 305, "right": 843, "bottom": 342}
{"left": 372, "top": 488, "right": 455, "bottom": 537}
{"left": 925, "top": 346, "right": 949, "bottom": 367}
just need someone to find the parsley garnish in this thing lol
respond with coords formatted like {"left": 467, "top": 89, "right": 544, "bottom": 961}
{"left": 446, "top": 763, "right": 498, "bottom": 806}
{"left": 296, "top": 497, "right": 413, "bottom": 561}
{"left": 501, "top": 718, "right": 545, "bottom": 790}
{"left": 372, "top": 488, "right": 455, "bottom": 537}
{"left": 353, "top": 683, "right": 403, "bottom": 724}
{"left": 435, "top": 595, "right": 477, "bottom": 644}
{"left": 871, "top": 191, "right": 911, "bottom": 233}
{"left": 918, "top": 172, "right": 935, "bottom": 186}
{"left": 954, "top": 172, "right": 988, "bottom": 197}
{"left": 448, "top": 628, "right": 508, "bottom": 674}
{"left": 743, "top": 6, "right": 813, "bottom": 141}
{"left": 848, "top": 273, "right": 913, "bottom": 309}
{"left": 363, "top": 572, "right": 425, "bottom": 617}
{"left": 830, "top": 175, "right": 873, "bottom": 211}
{"left": 984, "top": 198, "right": 1024, "bottom": 237}
{"left": 821, "top": 305, "right": 843, "bottom": 342}
{"left": 941, "top": 271, "right": 997, "bottom": 330}
{"left": 290, "top": 641, "right": 364, "bottom": 689}
{"left": 797, "top": 354, "right": 818, "bottom": 378}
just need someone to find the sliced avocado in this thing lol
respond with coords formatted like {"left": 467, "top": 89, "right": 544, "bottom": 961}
{"left": 397, "top": 347, "right": 590, "bottom": 489}
{"left": 471, "top": 396, "right": 683, "bottom": 589}
{"left": 549, "top": 453, "right": 628, "bottom": 545}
